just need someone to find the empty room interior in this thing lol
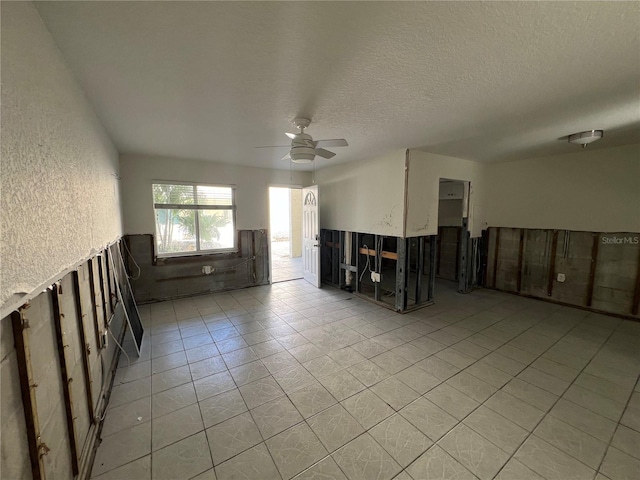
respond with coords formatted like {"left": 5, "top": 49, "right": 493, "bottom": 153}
{"left": 2, "top": 2, "right": 640, "bottom": 480}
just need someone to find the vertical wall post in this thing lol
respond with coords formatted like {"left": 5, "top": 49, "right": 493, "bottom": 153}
{"left": 586, "top": 233, "right": 600, "bottom": 307}
{"left": 458, "top": 219, "right": 470, "bottom": 293}
{"left": 415, "top": 237, "right": 425, "bottom": 304}
{"left": 374, "top": 235, "right": 380, "bottom": 302}
{"left": 547, "top": 230, "right": 559, "bottom": 296}
{"left": 72, "top": 270, "right": 95, "bottom": 420}
{"left": 11, "top": 309, "right": 46, "bottom": 480}
{"left": 492, "top": 227, "right": 501, "bottom": 288}
{"left": 516, "top": 228, "right": 525, "bottom": 293}
{"left": 395, "top": 238, "right": 408, "bottom": 311}
{"left": 428, "top": 236, "right": 437, "bottom": 301}
{"left": 86, "top": 259, "right": 103, "bottom": 349}
{"left": 50, "top": 284, "right": 80, "bottom": 476}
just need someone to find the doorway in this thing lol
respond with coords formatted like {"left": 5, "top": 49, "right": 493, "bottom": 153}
{"left": 269, "top": 187, "right": 303, "bottom": 283}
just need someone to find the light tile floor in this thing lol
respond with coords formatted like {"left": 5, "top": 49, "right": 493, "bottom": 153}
{"left": 92, "top": 280, "right": 640, "bottom": 480}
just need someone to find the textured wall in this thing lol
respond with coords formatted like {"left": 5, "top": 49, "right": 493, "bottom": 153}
{"left": 405, "top": 150, "right": 487, "bottom": 238}
{"left": 485, "top": 144, "right": 640, "bottom": 232}
{"left": 316, "top": 150, "right": 407, "bottom": 237}
{"left": 1, "top": 2, "right": 122, "bottom": 313}
{"left": 119, "top": 154, "right": 312, "bottom": 235}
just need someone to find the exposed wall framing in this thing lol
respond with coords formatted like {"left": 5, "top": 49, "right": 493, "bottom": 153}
{"left": 1, "top": 242, "right": 128, "bottom": 480}
{"left": 123, "top": 231, "right": 270, "bottom": 304}
{"left": 321, "top": 229, "right": 435, "bottom": 313}
{"left": 485, "top": 227, "right": 640, "bottom": 319}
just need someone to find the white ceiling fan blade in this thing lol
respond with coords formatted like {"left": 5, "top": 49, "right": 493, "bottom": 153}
{"left": 285, "top": 132, "right": 297, "bottom": 139}
{"left": 314, "top": 148, "right": 336, "bottom": 159}
{"left": 315, "top": 138, "right": 348, "bottom": 148}
{"left": 281, "top": 152, "right": 291, "bottom": 161}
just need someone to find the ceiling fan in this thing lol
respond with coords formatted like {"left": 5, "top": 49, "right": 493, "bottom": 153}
{"left": 256, "top": 118, "right": 348, "bottom": 163}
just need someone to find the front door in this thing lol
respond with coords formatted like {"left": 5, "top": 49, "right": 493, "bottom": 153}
{"left": 302, "top": 185, "right": 320, "bottom": 287}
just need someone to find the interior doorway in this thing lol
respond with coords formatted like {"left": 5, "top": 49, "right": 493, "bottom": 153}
{"left": 435, "top": 179, "right": 471, "bottom": 294}
{"left": 269, "top": 187, "right": 304, "bottom": 283}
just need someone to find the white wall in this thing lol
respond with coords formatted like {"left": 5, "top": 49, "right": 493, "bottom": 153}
{"left": 405, "top": 150, "right": 486, "bottom": 237}
{"left": 1, "top": 2, "right": 122, "bottom": 315}
{"left": 120, "top": 154, "right": 312, "bottom": 234}
{"left": 315, "top": 150, "right": 407, "bottom": 236}
{"left": 485, "top": 144, "right": 640, "bottom": 232}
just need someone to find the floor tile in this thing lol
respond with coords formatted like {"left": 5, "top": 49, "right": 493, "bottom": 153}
{"left": 251, "top": 396, "right": 304, "bottom": 439}
{"left": 332, "top": 433, "right": 401, "bottom": 480}
{"left": 303, "top": 355, "right": 344, "bottom": 378}
{"left": 534, "top": 415, "right": 607, "bottom": 469}
{"left": 399, "top": 396, "right": 458, "bottom": 442}
{"left": 91, "top": 455, "right": 151, "bottom": 480}
{"left": 151, "top": 365, "right": 192, "bottom": 394}
{"left": 274, "top": 364, "right": 317, "bottom": 393}
{"left": 463, "top": 406, "right": 528, "bottom": 455}
{"left": 194, "top": 370, "right": 236, "bottom": 401}
{"left": 370, "top": 376, "right": 420, "bottom": 411}
{"left": 214, "top": 443, "right": 281, "bottom": 480}
{"left": 189, "top": 355, "right": 227, "bottom": 381}
{"left": 347, "top": 360, "right": 390, "bottom": 387}
{"left": 464, "top": 362, "right": 512, "bottom": 388}
{"left": 92, "top": 423, "right": 151, "bottom": 477}
{"left": 239, "top": 376, "right": 286, "bottom": 409}
{"left": 369, "top": 414, "right": 433, "bottom": 467}
{"left": 317, "top": 370, "right": 366, "bottom": 401}
{"left": 152, "top": 403, "right": 204, "bottom": 451}
{"left": 599, "top": 446, "right": 640, "bottom": 480}
{"left": 494, "top": 459, "right": 544, "bottom": 480}
{"left": 514, "top": 435, "right": 596, "bottom": 480}
{"left": 151, "top": 432, "right": 213, "bottom": 480}
{"left": 610, "top": 424, "right": 640, "bottom": 460}
{"left": 416, "top": 356, "right": 460, "bottom": 381}
{"left": 446, "top": 372, "right": 496, "bottom": 403}
{"left": 199, "top": 388, "right": 248, "bottom": 428}
{"left": 439, "top": 423, "right": 509, "bottom": 480}
{"left": 517, "top": 367, "right": 570, "bottom": 396}
{"left": 152, "top": 351, "right": 188, "bottom": 374}
{"left": 502, "top": 377, "right": 558, "bottom": 412}
{"left": 328, "top": 347, "right": 367, "bottom": 368}
{"left": 222, "top": 346, "right": 258, "bottom": 368}
{"left": 266, "top": 423, "right": 328, "bottom": 479}
{"left": 394, "top": 364, "right": 441, "bottom": 395}
{"left": 563, "top": 384, "right": 626, "bottom": 422}
{"left": 425, "top": 383, "right": 479, "bottom": 420}
{"left": 293, "top": 456, "right": 346, "bottom": 480}
{"left": 307, "top": 404, "right": 365, "bottom": 452}
{"left": 288, "top": 381, "right": 338, "bottom": 418}
{"left": 406, "top": 445, "right": 477, "bottom": 480}
{"left": 341, "top": 390, "right": 394, "bottom": 430}
{"left": 152, "top": 382, "right": 197, "bottom": 418}
{"left": 548, "top": 399, "right": 617, "bottom": 442}
{"left": 370, "top": 351, "right": 412, "bottom": 375}
{"left": 484, "top": 391, "right": 545, "bottom": 431}
{"left": 102, "top": 396, "right": 151, "bottom": 437}
{"left": 229, "top": 360, "right": 270, "bottom": 386}
{"left": 206, "top": 412, "right": 263, "bottom": 465}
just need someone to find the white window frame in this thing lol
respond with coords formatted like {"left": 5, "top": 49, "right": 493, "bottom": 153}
{"left": 152, "top": 181, "right": 237, "bottom": 257}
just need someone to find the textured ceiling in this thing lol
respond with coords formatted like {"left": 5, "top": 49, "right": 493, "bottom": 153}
{"left": 35, "top": 1, "right": 640, "bottom": 170}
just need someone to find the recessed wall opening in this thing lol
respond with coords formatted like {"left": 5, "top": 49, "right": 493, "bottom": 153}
{"left": 269, "top": 187, "right": 303, "bottom": 283}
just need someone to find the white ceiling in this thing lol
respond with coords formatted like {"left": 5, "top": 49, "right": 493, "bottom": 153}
{"left": 35, "top": 1, "right": 640, "bottom": 170}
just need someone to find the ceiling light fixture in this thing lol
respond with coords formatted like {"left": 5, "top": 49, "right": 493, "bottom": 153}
{"left": 568, "top": 130, "right": 604, "bottom": 148}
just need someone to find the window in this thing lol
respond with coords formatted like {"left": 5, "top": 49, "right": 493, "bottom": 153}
{"left": 152, "top": 183, "right": 236, "bottom": 256}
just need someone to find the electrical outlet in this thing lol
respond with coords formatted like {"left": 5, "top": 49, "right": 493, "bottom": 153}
{"left": 371, "top": 272, "right": 381, "bottom": 283}
{"left": 557, "top": 273, "right": 566, "bottom": 283}
{"left": 202, "top": 266, "right": 214, "bottom": 275}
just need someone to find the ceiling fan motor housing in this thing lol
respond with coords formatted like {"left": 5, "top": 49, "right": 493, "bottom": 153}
{"left": 290, "top": 132, "right": 315, "bottom": 163}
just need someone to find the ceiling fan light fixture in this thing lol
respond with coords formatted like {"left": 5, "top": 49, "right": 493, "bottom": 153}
{"left": 568, "top": 130, "right": 604, "bottom": 148}
{"left": 290, "top": 146, "right": 316, "bottom": 163}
